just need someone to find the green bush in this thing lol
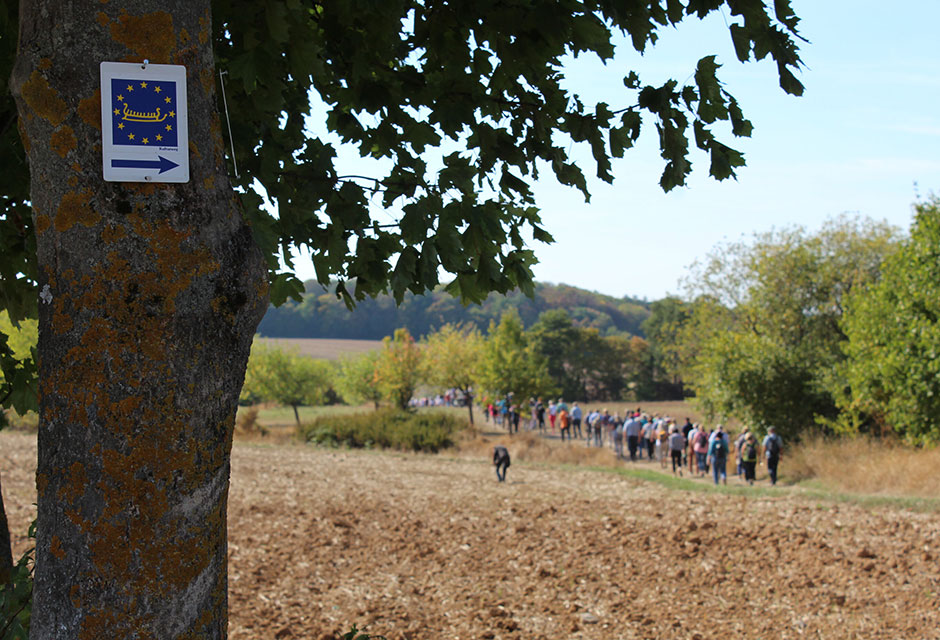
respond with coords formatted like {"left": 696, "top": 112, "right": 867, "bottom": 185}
{"left": 300, "top": 409, "right": 464, "bottom": 453}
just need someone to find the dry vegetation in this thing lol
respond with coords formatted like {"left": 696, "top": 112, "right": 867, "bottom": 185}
{"left": 786, "top": 435, "right": 940, "bottom": 499}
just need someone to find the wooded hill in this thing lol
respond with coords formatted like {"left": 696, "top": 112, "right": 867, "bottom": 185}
{"left": 258, "top": 281, "right": 651, "bottom": 340}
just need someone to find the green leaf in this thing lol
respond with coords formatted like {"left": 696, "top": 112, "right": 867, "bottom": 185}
{"left": 778, "top": 63, "right": 804, "bottom": 96}
{"left": 269, "top": 273, "right": 305, "bottom": 306}
{"left": 729, "top": 24, "right": 751, "bottom": 62}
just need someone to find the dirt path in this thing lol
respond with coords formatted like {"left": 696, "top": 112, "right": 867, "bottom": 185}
{"left": 3, "top": 432, "right": 939, "bottom": 639}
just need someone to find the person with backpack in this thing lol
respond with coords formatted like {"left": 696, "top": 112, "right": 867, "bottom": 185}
{"left": 762, "top": 426, "right": 783, "bottom": 485}
{"left": 740, "top": 433, "right": 758, "bottom": 485}
{"left": 493, "top": 445, "right": 511, "bottom": 482}
{"left": 707, "top": 426, "right": 729, "bottom": 485}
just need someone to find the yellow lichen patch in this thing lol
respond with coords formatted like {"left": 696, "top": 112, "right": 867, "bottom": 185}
{"left": 188, "top": 140, "right": 200, "bottom": 158}
{"left": 69, "top": 584, "right": 82, "bottom": 608}
{"left": 203, "top": 175, "right": 215, "bottom": 191}
{"left": 52, "top": 295, "right": 75, "bottom": 334}
{"left": 57, "top": 461, "right": 88, "bottom": 505}
{"left": 20, "top": 70, "right": 68, "bottom": 127}
{"left": 34, "top": 214, "right": 51, "bottom": 236}
{"left": 71, "top": 162, "right": 82, "bottom": 173}
{"left": 109, "top": 11, "right": 175, "bottom": 63}
{"left": 18, "top": 119, "right": 31, "bottom": 153}
{"left": 198, "top": 13, "right": 209, "bottom": 44}
{"left": 78, "top": 90, "right": 102, "bottom": 131}
{"left": 55, "top": 190, "right": 101, "bottom": 232}
{"left": 51, "top": 125, "right": 77, "bottom": 158}
{"left": 50, "top": 535, "right": 67, "bottom": 559}
{"left": 36, "top": 472, "right": 49, "bottom": 498}
{"left": 128, "top": 182, "right": 156, "bottom": 197}
{"left": 68, "top": 175, "right": 79, "bottom": 187}
{"left": 199, "top": 67, "right": 213, "bottom": 94}
{"left": 96, "top": 11, "right": 110, "bottom": 27}
{"left": 179, "top": 27, "right": 191, "bottom": 45}
{"left": 101, "top": 224, "right": 127, "bottom": 243}
{"left": 38, "top": 58, "right": 53, "bottom": 71}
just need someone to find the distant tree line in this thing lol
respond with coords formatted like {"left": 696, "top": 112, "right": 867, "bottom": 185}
{"left": 257, "top": 281, "right": 651, "bottom": 340}
{"left": 241, "top": 308, "right": 682, "bottom": 425}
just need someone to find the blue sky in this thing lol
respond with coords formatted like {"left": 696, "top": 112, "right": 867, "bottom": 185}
{"left": 527, "top": 1, "right": 940, "bottom": 300}
{"left": 290, "top": 1, "right": 940, "bottom": 302}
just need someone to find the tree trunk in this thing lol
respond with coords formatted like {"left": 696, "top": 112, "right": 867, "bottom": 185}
{"left": 464, "top": 389, "right": 474, "bottom": 425}
{"left": 292, "top": 404, "right": 301, "bottom": 427}
{"left": 0, "top": 473, "right": 12, "bottom": 587}
{"left": 11, "top": 2, "right": 267, "bottom": 637}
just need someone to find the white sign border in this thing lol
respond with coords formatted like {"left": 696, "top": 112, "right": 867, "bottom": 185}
{"left": 100, "top": 61, "right": 189, "bottom": 183}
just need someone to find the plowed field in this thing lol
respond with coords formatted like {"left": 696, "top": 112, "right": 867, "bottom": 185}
{"left": 3, "top": 432, "right": 939, "bottom": 639}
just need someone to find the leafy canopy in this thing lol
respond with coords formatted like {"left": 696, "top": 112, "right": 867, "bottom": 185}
{"left": 375, "top": 328, "right": 423, "bottom": 410}
{"left": 212, "top": 0, "right": 805, "bottom": 306}
{"left": 0, "top": 0, "right": 806, "bottom": 410}
{"left": 840, "top": 198, "right": 940, "bottom": 444}
{"left": 679, "top": 216, "right": 899, "bottom": 440}
{"left": 476, "top": 310, "right": 556, "bottom": 402}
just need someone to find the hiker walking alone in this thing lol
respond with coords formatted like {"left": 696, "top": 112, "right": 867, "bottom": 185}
{"left": 493, "top": 445, "right": 511, "bottom": 482}
{"left": 762, "top": 426, "right": 783, "bottom": 486}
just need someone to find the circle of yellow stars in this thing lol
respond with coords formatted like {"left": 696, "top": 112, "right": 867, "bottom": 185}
{"left": 114, "top": 80, "right": 175, "bottom": 144}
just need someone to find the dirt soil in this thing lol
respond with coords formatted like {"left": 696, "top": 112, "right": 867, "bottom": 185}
{"left": 3, "top": 431, "right": 939, "bottom": 640}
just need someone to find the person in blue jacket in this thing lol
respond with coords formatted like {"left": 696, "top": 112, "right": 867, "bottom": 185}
{"left": 707, "top": 426, "right": 729, "bottom": 485}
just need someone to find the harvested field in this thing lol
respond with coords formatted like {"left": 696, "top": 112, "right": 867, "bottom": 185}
{"left": 2, "top": 431, "right": 939, "bottom": 639}
{"left": 255, "top": 337, "right": 382, "bottom": 360}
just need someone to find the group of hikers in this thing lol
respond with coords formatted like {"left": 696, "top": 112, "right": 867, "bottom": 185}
{"left": 487, "top": 397, "right": 784, "bottom": 487}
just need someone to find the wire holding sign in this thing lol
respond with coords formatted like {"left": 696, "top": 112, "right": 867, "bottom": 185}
{"left": 100, "top": 61, "right": 189, "bottom": 183}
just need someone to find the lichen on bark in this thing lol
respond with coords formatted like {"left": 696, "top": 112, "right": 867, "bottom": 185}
{"left": 10, "top": 1, "right": 267, "bottom": 637}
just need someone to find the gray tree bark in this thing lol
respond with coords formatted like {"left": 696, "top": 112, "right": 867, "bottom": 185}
{"left": 11, "top": 2, "right": 267, "bottom": 637}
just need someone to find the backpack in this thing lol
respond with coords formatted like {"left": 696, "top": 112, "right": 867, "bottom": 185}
{"left": 766, "top": 435, "right": 781, "bottom": 458}
{"left": 743, "top": 441, "right": 757, "bottom": 462}
{"left": 695, "top": 431, "right": 708, "bottom": 448}
{"left": 713, "top": 437, "right": 727, "bottom": 458}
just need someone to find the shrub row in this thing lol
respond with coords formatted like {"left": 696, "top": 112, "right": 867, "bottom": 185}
{"left": 300, "top": 409, "right": 464, "bottom": 453}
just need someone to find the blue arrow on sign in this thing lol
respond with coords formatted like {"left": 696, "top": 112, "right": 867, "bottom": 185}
{"left": 111, "top": 156, "right": 179, "bottom": 174}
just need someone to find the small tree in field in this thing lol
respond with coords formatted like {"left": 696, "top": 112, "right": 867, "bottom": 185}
{"left": 477, "top": 311, "right": 556, "bottom": 405}
{"left": 376, "top": 328, "right": 423, "bottom": 411}
{"left": 424, "top": 323, "right": 484, "bottom": 424}
{"left": 242, "top": 343, "right": 333, "bottom": 426}
{"left": 337, "top": 351, "right": 384, "bottom": 410}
